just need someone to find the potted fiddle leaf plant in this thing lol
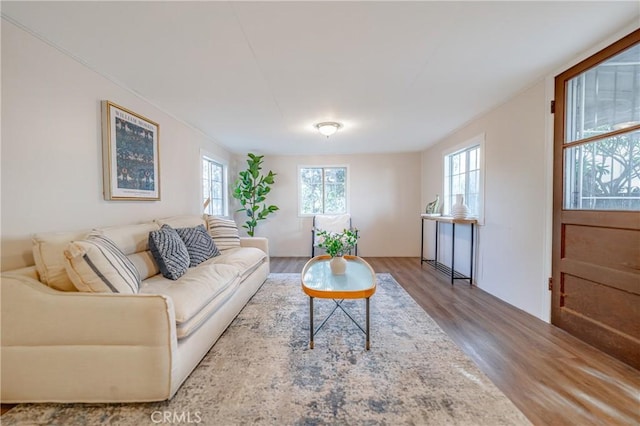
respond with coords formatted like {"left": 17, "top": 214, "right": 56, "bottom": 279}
{"left": 232, "top": 153, "right": 279, "bottom": 237}
{"left": 316, "top": 228, "right": 359, "bottom": 275}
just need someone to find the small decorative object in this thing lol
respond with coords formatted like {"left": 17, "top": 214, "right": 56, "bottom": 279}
{"left": 102, "top": 101, "right": 160, "bottom": 201}
{"left": 425, "top": 194, "right": 441, "bottom": 216}
{"left": 451, "top": 194, "right": 470, "bottom": 219}
{"left": 316, "top": 228, "right": 360, "bottom": 275}
{"left": 232, "top": 153, "right": 279, "bottom": 237}
{"left": 329, "top": 256, "right": 348, "bottom": 275}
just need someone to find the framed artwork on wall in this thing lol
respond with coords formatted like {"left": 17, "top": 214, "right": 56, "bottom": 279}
{"left": 102, "top": 101, "right": 160, "bottom": 200}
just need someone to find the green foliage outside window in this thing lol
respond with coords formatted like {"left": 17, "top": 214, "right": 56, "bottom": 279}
{"left": 566, "top": 129, "right": 640, "bottom": 210}
{"left": 300, "top": 167, "right": 347, "bottom": 214}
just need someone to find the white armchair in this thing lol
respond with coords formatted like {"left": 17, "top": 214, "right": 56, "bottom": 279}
{"left": 311, "top": 214, "right": 357, "bottom": 257}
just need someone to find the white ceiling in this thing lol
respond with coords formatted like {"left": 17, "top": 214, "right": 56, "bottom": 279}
{"left": 2, "top": 1, "right": 639, "bottom": 155}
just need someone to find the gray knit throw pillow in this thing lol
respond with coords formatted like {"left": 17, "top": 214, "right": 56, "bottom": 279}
{"left": 175, "top": 224, "right": 220, "bottom": 267}
{"left": 149, "top": 224, "right": 190, "bottom": 280}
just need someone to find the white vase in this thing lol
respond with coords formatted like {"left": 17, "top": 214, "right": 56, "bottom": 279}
{"left": 451, "top": 194, "right": 470, "bottom": 219}
{"left": 329, "top": 256, "right": 347, "bottom": 275}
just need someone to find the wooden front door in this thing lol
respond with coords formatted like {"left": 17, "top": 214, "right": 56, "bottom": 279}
{"left": 552, "top": 29, "right": 640, "bottom": 369}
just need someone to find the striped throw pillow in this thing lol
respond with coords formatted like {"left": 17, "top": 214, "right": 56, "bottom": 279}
{"left": 175, "top": 224, "right": 220, "bottom": 267}
{"left": 64, "top": 234, "right": 141, "bottom": 294}
{"left": 149, "top": 224, "right": 190, "bottom": 280}
{"left": 205, "top": 216, "right": 241, "bottom": 251}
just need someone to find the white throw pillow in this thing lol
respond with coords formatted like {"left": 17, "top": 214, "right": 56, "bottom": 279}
{"left": 205, "top": 216, "right": 241, "bottom": 251}
{"left": 64, "top": 233, "right": 141, "bottom": 294}
{"left": 32, "top": 230, "right": 89, "bottom": 292}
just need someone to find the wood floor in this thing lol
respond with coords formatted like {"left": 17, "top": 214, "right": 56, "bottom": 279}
{"left": 273, "top": 257, "right": 640, "bottom": 426}
{"left": 3, "top": 257, "right": 638, "bottom": 424}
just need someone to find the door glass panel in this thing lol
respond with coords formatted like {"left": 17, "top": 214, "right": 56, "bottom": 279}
{"left": 564, "top": 130, "right": 640, "bottom": 210}
{"left": 565, "top": 44, "right": 640, "bottom": 144}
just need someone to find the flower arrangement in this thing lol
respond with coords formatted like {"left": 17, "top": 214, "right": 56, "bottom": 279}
{"left": 316, "top": 228, "right": 359, "bottom": 258}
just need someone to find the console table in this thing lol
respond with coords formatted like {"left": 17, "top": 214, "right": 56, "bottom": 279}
{"left": 420, "top": 214, "right": 476, "bottom": 285}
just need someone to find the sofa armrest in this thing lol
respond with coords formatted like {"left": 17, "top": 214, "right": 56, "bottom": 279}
{"left": 1, "top": 273, "right": 178, "bottom": 402}
{"left": 1, "top": 273, "right": 177, "bottom": 348}
{"left": 240, "top": 237, "right": 269, "bottom": 256}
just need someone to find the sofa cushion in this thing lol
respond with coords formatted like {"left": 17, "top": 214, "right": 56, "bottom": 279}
{"left": 95, "top": 222, "right": 159, "bottom": 256}
{"left": 127, "top": 251, "right": 161, "bottom": 281}
{"left": 204, "top": 247, "right": 267, "bottom": 281}
{"left": 32, "top": 230, "right": 89, "bottom": 292}
{"left": 94, "top": 222, "right": 162, "bottom": 281}
{"left": 139, "top": 263, "right": 240, "bottom": 325}
{"left": 205, "top": 216, "right": 241, "bottom": 251}
{"left": 174, "top": 279, "right": 239, "bottom": 339}
{"left": 64, "top": 234, "right": 141, "bottom": 294}
{"left": 149, "top": 225, "right": 190, "bottom": 280}
{"left": 156, "top": 215, "right": 206, "bottom": 229}
{"left": 175, "top": 225, "right": 220, "bottom": 267}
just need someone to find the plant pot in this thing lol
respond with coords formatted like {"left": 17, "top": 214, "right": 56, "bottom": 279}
{"left": 329, "top": 256, "right": 347, "bottom": 275}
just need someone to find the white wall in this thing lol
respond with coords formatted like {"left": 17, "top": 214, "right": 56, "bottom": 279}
{"left": 235, "top": 153, "right": 422, "bottom": 257}
{"left": 1, "top": 20, "right": 232, "bottom": 270}
{"left": 421, "top": 81, "right": 550, "bottom": 320}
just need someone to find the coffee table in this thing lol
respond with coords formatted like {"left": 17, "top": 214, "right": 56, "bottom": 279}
{"left": 301, "top": 255, "right": 376, "bottom": 350}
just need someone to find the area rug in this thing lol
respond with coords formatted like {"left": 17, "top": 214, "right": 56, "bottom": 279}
{"left": 1, "top": 273, "right": 530, "bottom": 425}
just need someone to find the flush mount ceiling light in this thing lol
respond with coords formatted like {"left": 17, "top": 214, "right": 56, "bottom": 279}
{"left": 315, "top": 122, "right": 342, "bottom": 138}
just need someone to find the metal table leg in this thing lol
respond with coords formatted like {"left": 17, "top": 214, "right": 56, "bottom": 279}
{"left": 420, "top": 218, "right": 425, "bottom": 264}
{"left": 451, "top": 223, "right": 455, "bottom": 285}
{"left": 366, "top": 297, "right": 370, "bottom": 350}
{"left": 470, "top": 223, "right": 474, "bottom": 286}
{"left": 435, "top": 221, "right": 439, "bottom": 266}
{"left": 309, "top": 296, "right": 314, "bottom": 349}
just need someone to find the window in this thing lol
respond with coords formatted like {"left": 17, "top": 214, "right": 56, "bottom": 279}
{"left": 202, "top": 155, "right": 227, "bottom": 216}
{"left": 299, "top": 166, "right": 348, "bottom": 215}
{"left": 443, "top": 135, "right": 484, "bottom": 219}
{"left": 563, "top": 42, "right": 640, "bottom": 211}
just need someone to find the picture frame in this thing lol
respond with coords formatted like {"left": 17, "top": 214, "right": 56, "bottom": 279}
{"left": 102, "top": 101, "right": 160, "bottom": 200}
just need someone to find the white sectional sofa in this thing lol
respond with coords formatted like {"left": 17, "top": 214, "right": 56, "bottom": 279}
{"left": 0, "top": 215, "right": 269, "bottom": 403}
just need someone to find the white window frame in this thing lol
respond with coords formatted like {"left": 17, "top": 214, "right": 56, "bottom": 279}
{"left": 200, "top": 150, "right": 228, "bottom": 217}
{"left": 442, "top": 133, "right": 485, "bottom": 224}
{"left": 298, "top": 165, "right": 350, "bottom": 217}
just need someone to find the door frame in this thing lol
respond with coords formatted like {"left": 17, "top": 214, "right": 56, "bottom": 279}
{"left": 541, "top": 24, "right": 640, "bottom": 322}
{"left": 551, "top": 29, "right": 640, "bottom": 367}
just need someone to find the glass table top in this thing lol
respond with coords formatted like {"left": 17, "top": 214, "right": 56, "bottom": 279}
{"left": 301, "top": 256, "right": 376, "bottom": 299}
